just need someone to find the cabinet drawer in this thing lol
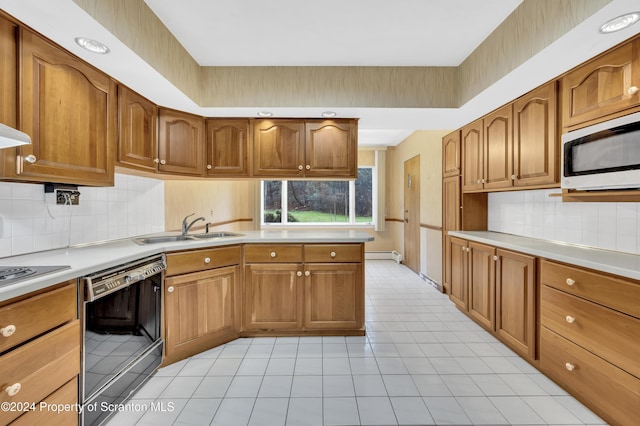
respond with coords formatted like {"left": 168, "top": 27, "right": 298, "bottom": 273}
{"left": 540, "top": 259, "right": 640, "bottom": 319}
{"left": 11, "top": 377, "right": 78, "bottom": 426}
{"left": 166, "top": 245, "right": 241, "bottom": 276}
{"left": 0, "top": 321, "right": 80, "bottom": 425}
{"left": 244, "top": 244, "right": 303, "bottom": 263}
{"left": 540, "top": 327, "right": 640, "bottom": 426}
{"left": 304, "top": 244, "right": 362, "bottom": 263}
{"left": 0, "top": 282, "right": 76, "bottom": 353}
{"left": 541, "top": 285, "right": 640, "bottom": 378}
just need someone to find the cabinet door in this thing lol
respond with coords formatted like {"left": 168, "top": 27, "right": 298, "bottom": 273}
{"left": 442, "top": 130, "right": 461, "bottom": 177}
{"left": 158, "top": 109, "right": 204, "bottom": 176}
{"left": 304, "top": 120, "right": 357, "bottom": 178}
{"left": 0, "top": 16, "right": 17, "bottom": 178}
{"left": 495, "top": 249, "right": 536, "bottom": 360}
{"left": 483, "top": 105, "right": 512, "bottom": 190}
{"left": 164, "top": 266, "right": 238, "bottom": 362}
{"left": 513, "top": 81, "right": 558, "bottom": 188}
{"left": 468, "top": 242, "right": 495, "bottom": 330}
{"left": 244, "top": 263, "right": 303, "bottom": 330}
{"left": 446, "top": 236, "right": 468, "bottom": 310}
{"left": 206, "top": 118, "right": 249, "bottom": 176}
{"left": 18, "top": 30, "right": 116, "bottom": 186}
{"left": 304, "top": 263, "right": 363, "bottom": 330}
{"left": 461, "top": 119, "right": 483, "bottom": 192}
{"left": 117, "top": 86, "right": 158, "bottom": 171}
{"left": 442, "top": 176, "right": 461, "bottom": 232}
{"left": 562, "top": 39, "right": 640, "bottom": 129}
{"left": 253, "top": 119, "right": 305, "bottom": 177}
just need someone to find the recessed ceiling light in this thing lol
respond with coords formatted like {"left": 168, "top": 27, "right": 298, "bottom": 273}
{"left": 74, "top": 37, "right": 110, "bottom": 54}
{"left": 599, "top": 12, "right": 640, "bottom": 33}
{"left": 321, "top": 111, "right": 337, "bottom": 118}
{"left": 257, "top": 111, "right": 273, "bottom": 117}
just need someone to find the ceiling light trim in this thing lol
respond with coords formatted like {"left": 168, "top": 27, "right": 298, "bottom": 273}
{"left": 599, "top": 12, "right": 640, "bottom": 33}
{"left": 74, "top": 37, "right": 110, "bottom": 54}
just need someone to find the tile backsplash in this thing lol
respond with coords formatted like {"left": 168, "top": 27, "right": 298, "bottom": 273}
{"left": 488, "top": 189, "right": 640, "bottom": 255}
{"left": 0, "top": 174, "right": 164, "bottom": 258}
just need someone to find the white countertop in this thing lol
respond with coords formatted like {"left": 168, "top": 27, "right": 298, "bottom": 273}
{"left": 448, "top": 231, "right": 640, "bottom": 281}
{"left": 0, "top": 230, "right": 374, "bottom": 302}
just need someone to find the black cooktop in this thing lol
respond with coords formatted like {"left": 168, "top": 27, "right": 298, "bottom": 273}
{"left": 0, "top": 265, "right": 71, "bottom": 287}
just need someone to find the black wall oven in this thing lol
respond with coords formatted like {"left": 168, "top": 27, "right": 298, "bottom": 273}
{"left": 80, "top": 254, "right": 166, "bottom": 425}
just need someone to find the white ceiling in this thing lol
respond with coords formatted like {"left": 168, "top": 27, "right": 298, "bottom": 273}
{"left": 143, "top": 0, "right": 522, "bottom": 66}
{"left": 1, "top": 0, "right": 640, "bottom": 146}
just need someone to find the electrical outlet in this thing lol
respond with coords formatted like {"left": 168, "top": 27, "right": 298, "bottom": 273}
{"left": 56, "top": 189, "right": 80, "bottom": 205}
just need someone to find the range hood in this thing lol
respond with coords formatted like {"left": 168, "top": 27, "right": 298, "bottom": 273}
{"left": 0, "top": 123, "right": 31, "bottom": 148}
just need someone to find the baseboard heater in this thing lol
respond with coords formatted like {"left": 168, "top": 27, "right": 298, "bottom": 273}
{"left": 365, "top": 251, "right": 403, "bottom": 264}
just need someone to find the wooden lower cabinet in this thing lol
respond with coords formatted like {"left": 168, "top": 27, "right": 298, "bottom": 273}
{"left": 304, "top": 263, "right": 363, "bottom": 330}
{"left": 467, "top": 242, "right": 495, "bottom": 330}
{"left": 164, "top": 266, "right": 239, "bottom": 364}
{"left": 446, "top": 236, "right": 468, "bottom": 311}
{"left": 11, "top": 377, "right": 79, "bottom": 426}
{"left": 243, "top": 263, "right": 304, "bottom": 331}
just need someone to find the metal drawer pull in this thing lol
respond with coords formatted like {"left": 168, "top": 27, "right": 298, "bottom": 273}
{"left": 204, "top": 257, "right": 211, "bottom": 264}
{"left": 330, "top": 251, "right": 336, "bottom": 258}
{"left": 270, "top": 252, "right": 277, "bottom": 258}
{"left": 565, "top": 362, "right": 575, "bottom": 372}
{"left": 297, "top": 271, "right": 302, "bottom": 277}
{"left": 565, "top": 315, "right": 575, "bottom": 324}
{"left": 167, "top": 286, "right": 175, "bottom": 293}
{"left": 0, "top": 325, "right": 16, "bottom": 337}
{"left": 5, "top": 383, "right": 21, "bottom": 396}
{"left": 305, "top": 271, "right": 310, "bottom": 276}
{"left": 566, "top": 278, "right": 575, "bottom": 286}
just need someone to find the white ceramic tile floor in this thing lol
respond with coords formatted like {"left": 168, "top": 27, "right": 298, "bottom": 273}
{"left": 107, "top": 260, "right": 607, "bottom": 425}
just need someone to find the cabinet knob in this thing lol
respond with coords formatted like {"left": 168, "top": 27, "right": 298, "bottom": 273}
{"left": 565, "top": 315, "right": 575, "bottom": 324}
{"left": 330, "top": 251, "right": 336, "bottom": 258}
{"left": 511, "top": 175, "right": 516, "bottom": 180}
{"left": 306, "top": 165, "right": 311, "bottom": 170}
{"left": 5, "top": 383, "right": 21, "bottom": 397}
{"left": 206, "top": 164, "right": 212, "bottom": 170}
{"left": 565, "top": 362, "right": 575, "bottom": 372}
{"left": 204, "top": 257, "right": 211, "bottom": 264}
{"left": 476, "top": 180, "right": 481, "bottom": 184}
{"left": 298, "top": 165, "right": 303, "bottom": 171}
{"left": 566, "top": 278, "right": 575, "bottom": 286}
{"left": 481, "top": 179, "right": 485, "bottom": 184}
{"left": 24, "top": 154, "right": 37, "bottom": 164}
{"left": 493, "top": 255, "right": 499, "bottom": 261}
{"left": 160, "top": 159, "right": 166, "bottom": 165}
{"left": 153, "top": 158, "right": 160, "bottom": 163}
{"left": 0, "top": 324, "right": 16, "bottom": 337}
{"left": 304, "top": 271, "right": 310, "bottom": 276}
{"left": 628, "top": 86, "right": 639, "bottom": 95}
{"left": 270, "top": 251, "right": 277, "bottom": 258}
{"left": 167, "top": 286, "right": 174, "bottom": 293}
{"left": 297, "top": 271, "right": 302, "bottom": 277}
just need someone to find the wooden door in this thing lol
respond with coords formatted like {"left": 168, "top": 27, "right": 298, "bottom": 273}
{"left": 495, "top": 249, "right": 536, "bottom": 360}
{"left": 18, "top": 30, "right": 115, "bottom": 186}
{"left": 403, "top": 155, "right": 420, "bottom": 273}
{"left": 483, "top": 104, "right": 512, "bottom": 190}
{"left": 513, "top": 81, "right": 559, "bottom": 188}
{"left": 164, "top": 266, "right": 238, "bottom": 363}
{"left": 446, "top": 236, "right": 468, "bottom": 310}
{"left": 206, "top": 118, "right": 249, "bottom": 176}
{"left": 158, "top": 109, "right": 205, "bottom": 176}
{"left": 304, "top": 120, "right": 357, "bottom": 178}
{"left": 304, "top": 263, "right": 363, "bottom": 330}
{"left": 117, "top": 85, "right": 158, "bottom": 171}
{"left": 562, "top": 39, "right": 640, "bottom": 129}
{"left": 442, "top": 130, "right": 461, "bottom": 177}
{"left": 461, "top": 119, "right": 484, "bottom": 191}
{"left": 467, "top": 242, "right": 496, "bottom": 330}
{"left": 244, "top": 263, "right": 303, "bottom": 331}
{"left": 253, "top": 119, "right": 305, "bottom": 177}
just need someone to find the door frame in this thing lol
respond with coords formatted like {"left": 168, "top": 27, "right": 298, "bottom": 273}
{"left": 403, "top": 155, "right": 420, "bottom": 273}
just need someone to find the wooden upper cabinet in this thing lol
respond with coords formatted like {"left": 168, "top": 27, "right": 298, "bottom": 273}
{"left": 461, "top": 119, "right": 483, "bottom": 192}
{"left": 206, "top": 119, "right": 249, "bottom": 176}
{"left": 0, "top": 16, "right": 16, "bottom": 130}
{"left": 158, "top": 108, "right": 205, "bottom": 176}
{"left": 442, "top": 175, "right": 460, "bottom": 232}
{"left": 513, "top": 81, "right": 558, "bottom": 187}
{"left": 117, "top": 86, "right": 158, "bottom": 171}
{"left": 442, "top": 130, "right": 461, "bottom": 177}
{"left": 17, "top": 30, "right": 116, "bottom": 186}
{"left": 305, "top": 119, "right": 357, "bottom": 178}
{"left": 561, "top": 38, "right": 640, "bottom": 129}
{"left": 483, "top": 105, "right": 512, "bottom": 190}
{"left": 253, "top": 119, "right": 305, "bottom": 177}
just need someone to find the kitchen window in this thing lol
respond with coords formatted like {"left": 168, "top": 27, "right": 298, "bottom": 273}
{"left": 261, "top": 167, "right": 375, "bottom": 226}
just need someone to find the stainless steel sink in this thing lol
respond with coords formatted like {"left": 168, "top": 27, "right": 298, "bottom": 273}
{"left": 191, "top": 232, "right": 242, "bottom": 239}
{"left": 132, "top": 232, "right": 243, "bottom": 245}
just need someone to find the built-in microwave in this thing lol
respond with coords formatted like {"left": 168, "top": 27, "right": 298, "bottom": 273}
{"left": 562, "top": 111, "right": 640, "bottom": 190}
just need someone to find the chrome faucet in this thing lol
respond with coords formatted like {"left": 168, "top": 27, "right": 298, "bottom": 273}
{"left": 181, "top": 213, "right": 205, "bottom": 236}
